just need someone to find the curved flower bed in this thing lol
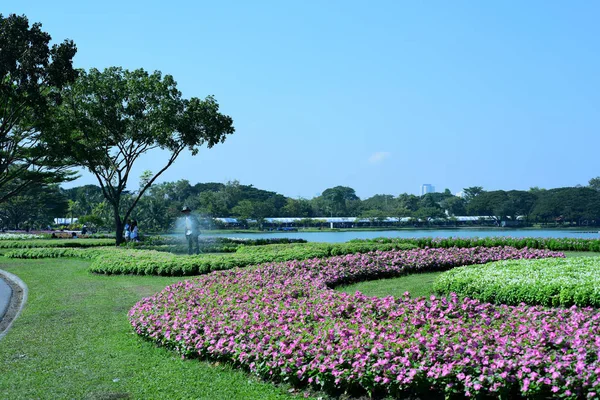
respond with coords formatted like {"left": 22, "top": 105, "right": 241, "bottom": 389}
{"left": 128, "top": 247, "right": 600, "bottom": 399}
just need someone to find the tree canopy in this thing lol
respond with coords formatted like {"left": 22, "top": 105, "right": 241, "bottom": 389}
{"left": 319, "top": 186, "right": 360, "bottom": 216}
{"left": 53, "top": 67, "right": 235, "bottom": 243}
{"left": 0, "top": 13, "right": 78, "bottom": 202}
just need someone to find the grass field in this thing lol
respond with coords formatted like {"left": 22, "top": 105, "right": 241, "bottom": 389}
{"left": 0, "top": 258, "right": 298, "bottom": 400}
{"left": 337, "top": 251, "right": 600, "bottom": 298}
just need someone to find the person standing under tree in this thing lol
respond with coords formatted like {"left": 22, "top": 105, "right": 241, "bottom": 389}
{"left": 181, "top": 206, "right": 201, "bottom": 255}
{"left": 130, "top": 220, "right": 140, "bottom": 242}
{"left": 124, "top": 219, "right": 132, "bottom": 242}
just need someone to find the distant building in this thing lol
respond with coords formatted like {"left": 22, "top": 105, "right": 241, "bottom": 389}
{"left": 54, "top": 217, "right": 78, "bottom": 225}
{"left": 455, "top": 190, "right": 465, "bottom": 198}
{"left": 420, "top": 184, "right": 435, "bottom": 196}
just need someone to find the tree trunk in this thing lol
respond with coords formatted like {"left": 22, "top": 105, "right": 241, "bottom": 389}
{"left": 113, "top": 206, "right": 124, "bottom": 246}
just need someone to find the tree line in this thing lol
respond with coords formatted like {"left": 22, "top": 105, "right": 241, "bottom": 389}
{"left": 7, "top": 179, "right": 600, "bottom": 232}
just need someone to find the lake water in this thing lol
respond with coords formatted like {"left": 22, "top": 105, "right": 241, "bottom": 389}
{"left": 197, "top": 229, "right": 600, "bottom": 243}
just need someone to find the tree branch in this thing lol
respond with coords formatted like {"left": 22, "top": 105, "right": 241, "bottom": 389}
{"left": 123, "top": 145, "right": 184, "bottom": 222}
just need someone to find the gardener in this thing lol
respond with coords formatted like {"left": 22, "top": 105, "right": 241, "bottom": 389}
{"left": 181, "top": 206, "right": 201, "bottom": 255}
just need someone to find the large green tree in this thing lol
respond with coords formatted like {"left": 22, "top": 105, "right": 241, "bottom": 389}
{"left": 462, "top": 186, "right": 484, "bottom": 203}
{"left": 397, "top": 193, "right": 420, "bottom": 212}
{"left": 440, "top": 196, "right": 466, "bottom": 216}
{"left": 282, "top": 198, "right": 313, "bottom": 218}
{"left": 320, "top": 186, "right": 359, "bottom": 216}
{"left": 54, "top": 67, "right": 235, "bottom": 244}
{"left": 0, "top": 14, "right": 78, "bottom": 202}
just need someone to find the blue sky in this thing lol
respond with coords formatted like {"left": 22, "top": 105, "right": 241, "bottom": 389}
{"left": 4, "top": 1, "right": 599, "bottom": 199}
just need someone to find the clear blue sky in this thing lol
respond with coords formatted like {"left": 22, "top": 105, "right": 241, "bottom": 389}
{"left": 4, "top": 1, "right": 599, "bottom": 199}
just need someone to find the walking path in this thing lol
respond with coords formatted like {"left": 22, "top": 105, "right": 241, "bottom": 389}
{"left": 0, "top": 276, "right": 11, "bottom": 319}
{"left": 0, "top": 269, "right": 27, "bottom": 340}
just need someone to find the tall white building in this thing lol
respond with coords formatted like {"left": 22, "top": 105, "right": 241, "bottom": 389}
{"left": 420, "top": 184, "right": 435, "bottom": 196}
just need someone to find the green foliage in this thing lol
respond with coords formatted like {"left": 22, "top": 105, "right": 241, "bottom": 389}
{"left": 52, "top": 67, "right": 235, "bottom": 243}
{"left": 62, "top": 185, "right": 108, "bottom": 228}
{"left": 352, "top": 236, "right": 600, "bottom": 252}
{"left": 530, "top": 187, "right": 600, "bottom": 225}
{"left": 433, "top": 256, "right": 600, "bottom": 307}
{"left": 0, "top": 238, "right": 114, "bottom": 248}
{"left": 589, "top": 176, "right": 600, "bottom": 192}
{"left": 125, "top": 243, "right": 239, "bottom": 254}
{"left": 135, "top": 235, "right": 306, "bottom": 249}
{"left": 236, "top": 241, "right": 418, "bottom": 258}
{"left": 0, "top": 13, "right": 78, "bottom": 202}
{"left": 5, "top": 247, "right": 115, "bottom": 259}
{"left": 129, "top": 237, "right": 307, "bottom": 254}
{"left": 7, "top": 240, "right": 416, "bottom": 276}
{"left": 318, "top": 186, "right": 360, "bottom": 217}
{"left": 0, "top": 184, "right": 68, "bottom": 229}
{"left": 91, "top": 242, "right": 417, "bottom": 276}
{"left": 49, "top": 179, "right": 600, "bottom": 233}
{"left": 61, "top": 179, "right": 600, "bottom": 233}
{"left": 467, "top": 190, "right": 536, "bottom": 222}
{"left": 462, "top": 186, "right": 484, "bottom": 203}
{"left": 337, "top": 251, "right": 599, "bottom": 300}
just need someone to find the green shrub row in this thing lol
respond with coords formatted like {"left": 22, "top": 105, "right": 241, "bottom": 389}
{"left": 140, "top": 235, "right": 306, "bottom": 246}
{"left": 0, "top": 233, "right": 47, "bottom": 240}
{"left": 123, "top": 243, "right": 239, "bottom": 254}
{"left": 6, "top": 241, "right": 417, "bottom": 276}
{"left": 89, "top": 251, "right": 259, "bottom": 276}
{"left": 0, "top": 238, "right": 115, "bottom": 249}
{"left": 125, "top": 236, "right": 308, "bottom": 253}
{"left": 91, "top": 241, "right": 417, "bottom": 276}
{"left": 236, "top": 241, "right": 418, "bottom": 258}
{"left": 351, "top": 236, "right": 600, "bottom": 252}
{"left": 433, "top": 256, "right": 600, "bottom": 307}
{"left": 4, "top": 247, "right": 116, "bottom": 259}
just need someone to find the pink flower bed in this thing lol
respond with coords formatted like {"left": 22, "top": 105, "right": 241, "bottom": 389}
{"left": 129, "top": 247, "right": 600, "bottom": 398}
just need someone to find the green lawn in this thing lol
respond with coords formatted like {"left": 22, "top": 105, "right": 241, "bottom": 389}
{"left": 338, "top": 272, "right": 444, "bottom": 299}
{"left": 562, "top": 251, "right": 600, "bottom": 258}
{"left": 0, "top": 258, "right": 299, "bottom": 400}
{"left": 337, "top": 251, "right": 600, "bottom": 299}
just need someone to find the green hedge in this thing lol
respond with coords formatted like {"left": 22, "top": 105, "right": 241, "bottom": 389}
{"left": 236, "top": 241, "right": 418, "bottom": 258}
{"left": 351, "top": 237, "right": 600, "bottom": 252}
{"left": 124, "top": 243, "right": 240, "bottom": 254}
{"left": 0, "top": 238, "right": 115, "bottom": 249}
{"left": 138, "top": 236, "right": 306, "bottom": 246}
{"left": 90, "top": 242, "right": 417, "bottom": 276}
{"left": 6, "top": 241, "right": 417, "bottom": 276}
{"left": 4, "top": 247, "right": 116, "bottom": 259}
{"left": 126, "top": 236, "right": 307, "bottom": 254}
{"left": 433, "top": 256, "right": 600, "bottom": 307}
{"left": 90, "top": 251, "right": 262, "bottom": 276}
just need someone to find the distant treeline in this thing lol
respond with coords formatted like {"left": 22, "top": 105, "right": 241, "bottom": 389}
{"left": 4, "top": 179, "right": 600, "bottom": 231}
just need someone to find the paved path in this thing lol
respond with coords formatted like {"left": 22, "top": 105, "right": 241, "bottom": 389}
{"left": 0, "top": 270, "right": 27, "bottom": 340}
{"left": 0, "top": 276, "right": 12, "bottom": 320}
